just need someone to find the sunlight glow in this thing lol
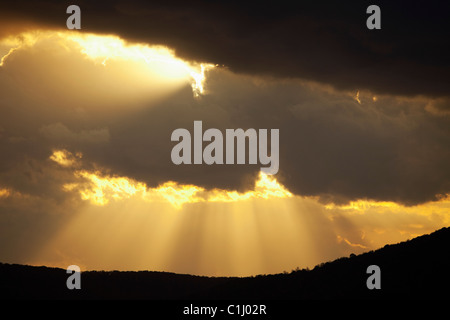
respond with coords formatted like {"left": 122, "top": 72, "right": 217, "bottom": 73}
{"left": 0, "top": 31, "right": 40, "bottom": 66}
{"left": 324, "top": 200, "right": 400, "bottom": 211}
{"left": 41, "top": 148, "right": 450, "bottom": 277}
{"left": 63, "top": 32, "right": 215, "bottom": 97}
{"left": 51, "top": 149, "right": 291, "bottom": 208}
{"left": 207, "top": 172, "right": 292, "bottom": 202}
{"left": 190, "top": 64, "right": 215, "bottom": 97}
{"left": 0, "top": 47, "right": 17, "bottom": 66}
{"left": 336, "top": 235, "right": 367, "bottom": 249}
{"left": 73, "top": 170, "right": 148, "bottom": 206}
{"left": 49, "top": 149, "right": 81, "bottom": 167}
{"left": 2, "top": 27, "right": 449, "bottom": 279}
{"left": 0, "top": 30, "right": 214, "bottom": 97}
{"left": 65, "top": 170, "right": 291, "bottom": 208}
{"left": 0, "top": 188, "right": 11, "bottom": 198}
{"left": 324, "top": 196, "right": 450, "bottom": 219}
{"left": 354, "top": 90, "right": 361, "bottom": 104}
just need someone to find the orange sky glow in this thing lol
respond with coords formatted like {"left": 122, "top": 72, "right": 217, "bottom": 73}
{"left": 0, "top": 28, "right": 449, "bottom": 277}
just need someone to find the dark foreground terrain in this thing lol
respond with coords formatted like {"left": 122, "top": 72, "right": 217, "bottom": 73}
{"left": 1, "top": 227, "right": 449, "bottom": 299}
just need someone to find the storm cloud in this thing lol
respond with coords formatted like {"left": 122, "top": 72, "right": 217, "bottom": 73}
{"left": 1, "top": 0, "right": 450, "bottom": 98}
{"left": 0, "top": 33, "right": 448, "bottom": 206}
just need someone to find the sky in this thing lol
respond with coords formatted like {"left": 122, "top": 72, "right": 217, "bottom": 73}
{"left": 0, "top": 0, "right": 449, "bottom": 277}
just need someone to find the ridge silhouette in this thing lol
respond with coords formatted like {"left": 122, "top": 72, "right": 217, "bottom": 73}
{"left": 1, "top": 227, "right": 449, "bottom": 299}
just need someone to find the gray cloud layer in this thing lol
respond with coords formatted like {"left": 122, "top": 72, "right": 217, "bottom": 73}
{"left": 0, "top": 1, "right": 449, "bottom": 207}
{"left": 103, "top": 70, "right": 449, "bottom": 206}
{"left": 0, "top": 39, "right": 448, "bottom": 206}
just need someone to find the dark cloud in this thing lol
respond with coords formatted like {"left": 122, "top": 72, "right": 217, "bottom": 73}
{"left": 1, "top": 0, "right": 450, "bottom": 97}
{"left": 0, "top": 29, "right": 449, "bottom": 206}
{"left": 0, "top": 1, "right": 449, "bottom": 207}
{"left": 112, "top": 69, "right": 448, "bottom": 206}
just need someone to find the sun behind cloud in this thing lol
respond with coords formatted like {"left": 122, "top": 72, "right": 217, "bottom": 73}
{"left": 0, "top": 29, "right": 214, "bottom": 98}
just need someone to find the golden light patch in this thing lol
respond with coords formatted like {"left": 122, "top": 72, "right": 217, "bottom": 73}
{"left": 0, "top": 47, "right": 17, "bottom": 66}
{"left": 354, "top": 90, "right": 361, "bottom": 104}
{"left": 34, "top": 150, "right": 450, "bottom": 277}
{"left": 72, "top": 170, "right": 148, "bottom": 206}
{"left": 66, "top": 170, "right": 291, "bottom": 208}
{"left": 325, "top": 196, "right": 450, "bottom": 219}
{"left": 51, "top": 149, "right": 292, "bottom": 208}
{"left": 0, "top": 31, "right": 40, "bottom": 66}
{"left": 207, "top": 172, "right": 292, "bottom": 202}
{"left": 324, "top": 200, "right": 400, "bottom": 211}
{"left": 49, "top": 149, "right": 81, "bottom": 167}
{"left": 145, "top": 182, "right": 205, "bottom": 208}
{"left": 0, "top": 188, "right": 11, "bottom": 198}
{"left": 0, "top": 30, "right": 214, "bottom": 97}
{"left": 336, "top": 235, "right": 367, "bottom": 249}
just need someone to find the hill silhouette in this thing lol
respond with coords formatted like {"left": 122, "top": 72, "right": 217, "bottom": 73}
{"left": 1, "top": 227, "right": 449, "bottom": 299}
